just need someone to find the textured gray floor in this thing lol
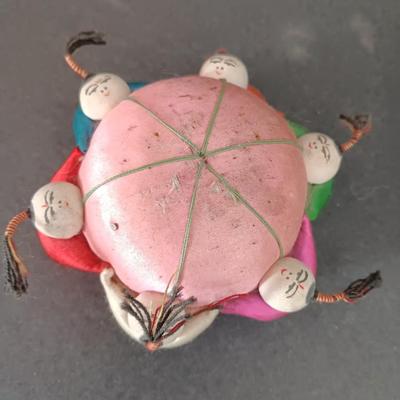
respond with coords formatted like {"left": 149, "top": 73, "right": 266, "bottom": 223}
{"left": 0, "top": 1, "right": 399, "bottom": 399}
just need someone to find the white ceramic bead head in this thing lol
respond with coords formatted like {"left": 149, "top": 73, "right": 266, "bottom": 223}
{"left": 79, "top": 73, "right": 130, "bottom": 120}
{"left": 199, "top": 53, "right": 249, "bottom": 89}
{"left": 30, "top": 182, "right": 83, "bottom": 239}
{"left": 298, "top": 133, "right": 342, "bottom": 184}
{"left": 258, "top": 257, "right": 316, "bottom": 313}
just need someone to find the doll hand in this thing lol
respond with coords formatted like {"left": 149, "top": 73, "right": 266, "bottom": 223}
{"left": 339, "top": 114, "right": 372, "bottom": 153}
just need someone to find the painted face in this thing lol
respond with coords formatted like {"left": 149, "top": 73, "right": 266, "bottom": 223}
{"left": 298, "top": 132, "right": 342, "bottom": 184}
{"left": 30, "top": 182, "right": 83, "bottom": 239}
{"left": 258, "top": 257, "right": 316, "bottom": 313}
{"left": 79, "top": 73, "right": 130, "bottom": 120}
{"left": 199, "top": 54, "right": 249, "bottom": 89}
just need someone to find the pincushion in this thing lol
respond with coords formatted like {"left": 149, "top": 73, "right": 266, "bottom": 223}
{"left": 79, "top": 76, "right": 307, "bottom": 305}
{"left": 2, "top": 31, "right": 381, "bottom": 350}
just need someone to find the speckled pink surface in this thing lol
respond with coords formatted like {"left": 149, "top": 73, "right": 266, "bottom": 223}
{"left": 79, "top": 76, "right": 307, "bottom": 305}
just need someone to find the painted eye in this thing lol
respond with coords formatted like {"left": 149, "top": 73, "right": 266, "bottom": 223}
{"left": 44, "top": 208, "right": 50, "bottom": 224}
{"left": 318, "top": 135, "right": 328, "bottom": 144}
{"left": 285, "top": 282, "right": 296, "bottom": 293}
{"left": 321, "top": 146, "right": 331, "bottom": 162}
{"left": 296, "top": 269, "right": 308, "bottom": 283}
{"left": 84, "top": 82, "right": 100, "bottom": 96}
{"left": 224, "top": 61, "right": 236, "bottom": 67}
{"left": 210, "top": 58, "right": 222, "bottom": 64}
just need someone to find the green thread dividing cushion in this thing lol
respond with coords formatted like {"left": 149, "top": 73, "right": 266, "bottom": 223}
{"left": 286, "top": 119, "right": 334, "bottom": 220}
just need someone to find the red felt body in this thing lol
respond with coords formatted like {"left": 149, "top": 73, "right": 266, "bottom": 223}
{"left": 37, "top": 148, "right": 107, "bottom": 273}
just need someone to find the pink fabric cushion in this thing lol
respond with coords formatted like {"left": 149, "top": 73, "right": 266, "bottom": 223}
{"left": 79, "top": 76, "right": 307, "bottom": 305}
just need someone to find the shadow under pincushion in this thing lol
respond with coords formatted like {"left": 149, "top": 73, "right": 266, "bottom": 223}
{"left": 78, "top": 76, "right": 308, "bottom": 306}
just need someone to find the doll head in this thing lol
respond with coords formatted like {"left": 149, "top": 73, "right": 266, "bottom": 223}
{"left": 64, "top": 32, "right": 130, "bottom": 120}
{"left": 30, "top": 182, "right": 83, "bottom": 239}
{"left": 199, "top": 53, "right": 249, "bottom": 88}
{"left": 258, "top": 257, "right": 316, "bottom": 312}
{"left": 79, "top": 73, "right": 130, "bottom": 120}
{"left": 298, "top": 132, "right": 342, "bottom": 184}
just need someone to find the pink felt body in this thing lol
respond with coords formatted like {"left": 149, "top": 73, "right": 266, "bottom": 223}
{"left": 221, "top": 215, "right": 317, "bottom": 320}
{"left": 79, "top": 76, "right": 307, "bottom": 306}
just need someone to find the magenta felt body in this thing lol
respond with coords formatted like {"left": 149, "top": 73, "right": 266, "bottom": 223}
{"left": 221, "top": 216, "right": 317, "bottom": 320}
{"left": 79, "top": 76, "right": 307, "bottom": 306}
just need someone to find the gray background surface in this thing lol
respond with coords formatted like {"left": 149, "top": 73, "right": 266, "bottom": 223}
{"left": 0, "top": 1, "right": 399, "bottom": 399}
